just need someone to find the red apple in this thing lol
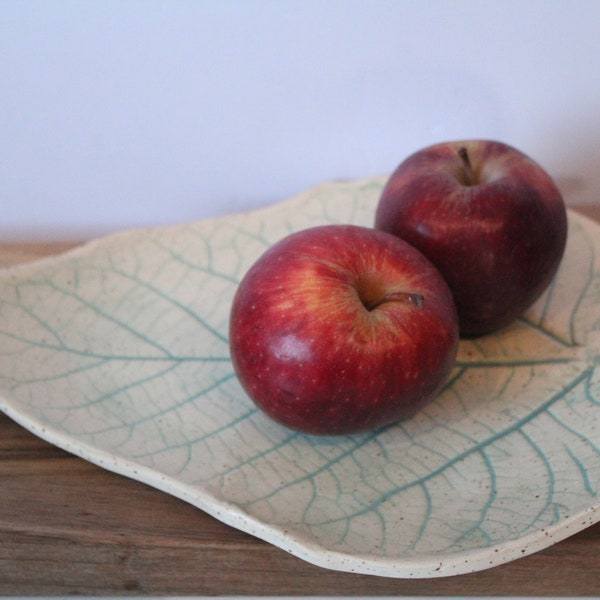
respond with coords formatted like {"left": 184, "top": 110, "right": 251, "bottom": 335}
{"left": 375, "top": 140, "right": 568, "bottom": 337}
{"left": 229, "top": 224, "right": 458, "bottom": 435}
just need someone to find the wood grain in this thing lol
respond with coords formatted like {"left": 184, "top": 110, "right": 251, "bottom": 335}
{"left": 1, "top": 208, "right": 600, "bottom": 595}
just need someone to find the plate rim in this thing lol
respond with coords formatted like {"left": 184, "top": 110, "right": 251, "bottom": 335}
{"left": 0, "top": 178, "right": 599, "bottom": 578}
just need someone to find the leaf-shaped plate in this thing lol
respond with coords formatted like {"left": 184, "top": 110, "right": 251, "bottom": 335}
{"left": 1, "top": 177, "right": 599, "bottom": 578}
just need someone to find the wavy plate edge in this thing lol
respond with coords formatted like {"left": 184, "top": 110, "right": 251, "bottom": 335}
{"left": 1, "top": 385, "right": 598, "bottom": 579}
{"left": 0, "top": 177, "right": 599, "bottom": 578}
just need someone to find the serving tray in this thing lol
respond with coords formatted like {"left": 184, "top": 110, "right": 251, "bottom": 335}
{"left": 0, "top": 177, "right": 598, "bottom": 578}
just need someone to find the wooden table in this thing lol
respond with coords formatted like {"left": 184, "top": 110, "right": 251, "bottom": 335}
{"left": 2, "top": 208, "right": 600, "bottom": 596}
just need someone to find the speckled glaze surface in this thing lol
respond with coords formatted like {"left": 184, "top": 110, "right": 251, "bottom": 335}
{"left": 0, "top": 177, "right": 598, "bottom": 577}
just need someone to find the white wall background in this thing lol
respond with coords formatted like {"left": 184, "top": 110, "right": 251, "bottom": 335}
{"left": 2, "top": 0, "right": 599, "bottom": 240}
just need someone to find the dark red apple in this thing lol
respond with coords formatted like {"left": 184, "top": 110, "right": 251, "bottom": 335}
{"left": 375, "top": 140, "right": 568, "bottom": 337}
{"left": 229, "top": 224, "right": 458, "bottom": 435}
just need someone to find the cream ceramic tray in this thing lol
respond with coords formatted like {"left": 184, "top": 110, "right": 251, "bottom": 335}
{"left": 0, "top": 177, "right": 599, "bottom": 578}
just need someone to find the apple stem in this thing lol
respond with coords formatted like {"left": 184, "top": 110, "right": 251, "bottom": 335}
{"left": 458, "top": 146, "right": 474, "bottom": 186}
{"left": 366, "top": 292, "right": 425, "bottom": 311}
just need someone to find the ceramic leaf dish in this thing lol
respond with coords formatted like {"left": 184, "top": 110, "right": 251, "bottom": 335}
{"left": 0, "top": 177, "right": 599, "bottom": 578}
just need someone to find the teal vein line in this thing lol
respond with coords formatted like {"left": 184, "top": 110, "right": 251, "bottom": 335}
{"left": 89, "top": 371, "right": 238, "bottom": 437}
{"left": 239, "top": 360, "right": 584, "bottom": 510}
{"left": 127, "top": 401, "right": 258, "bottom": 460}
{"left": 545, "top": 405, "right": 600, "bottom": 496}
{"left": 11, "top": 290, "right": 67, "bottom": 348}
{"left": 517, "top": 314, "right": 578, "bottom": 349}
{"left": 534, "top": 263, "right": 564, "bottom": 333}
{"left": 207, "top": 429, "right": 301, "bottom": 479}
{"left": 565, "top": 445, "right": 597, "bottom": 497}
{"left": 521, "top": 221, "right": 595, "bottom": 345}
{"left": 547, "top": 404, "right": 600, "bottom": 456}
{"left": 454, "top": 357, "right": 576, "bottom": 369}
{"left": 6, "top": 358, "right": 107, "bottom": 387}
{"left": 231, "top": 221, "right": 272, "bottom": 248}
{"left": 40, "top": 278, "right": 178, "bottom": 356}
{"left": 445, "top": 448, "right": 496, "bottom": 550}
{"left": 517, "top": 428, "right": 556, "bottom": 526}
{"left": 84, "top": 264, "right": 230, "bottom": 344}
{"left": 242, "top": 428, "right": 384, "bottom": 507}
{"left": 0, "top": 327, "right": 229, "bottom": 363}
{"left": 55, "top": 361, "right": 184, "bottom": 410}
{"left": 441, "top": 366, "right": 467, "bottom": 390}
{"left": 586, "top": 374, "right": 600, "bottom": 407}
{"left": 291, "top": 367, "right": 594, "bottom": 527}
{"left": 150, "top": 238, "right": 240, "bottom": 285}
{"left": 410, "top": 480, "right": 433, "bottom": 551}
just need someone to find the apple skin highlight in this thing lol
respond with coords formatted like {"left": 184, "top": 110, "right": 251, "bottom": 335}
{"left": 229, "top": 224, "right": 458, "bottom": 435}
{"left": 375, "top": 140, "right": 568, "bottom": 337}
